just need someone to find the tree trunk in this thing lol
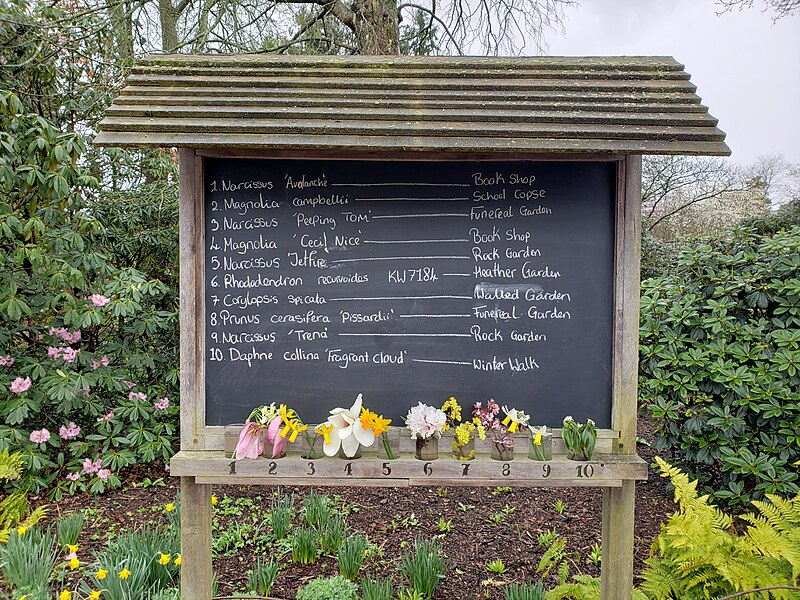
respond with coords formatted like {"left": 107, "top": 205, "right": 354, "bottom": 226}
{"left": 108, "top": 0, "right": 134, "bottom": 64}
{"left": 159, "top": 0, "right": 180, "bottom": 53}
{"left": 351, "top": 0, "right": 399, "bottom": 54}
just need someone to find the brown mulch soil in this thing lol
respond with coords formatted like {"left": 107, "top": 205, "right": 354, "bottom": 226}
{"left": 43, "top": 412, "right": 675, "bottom": 599}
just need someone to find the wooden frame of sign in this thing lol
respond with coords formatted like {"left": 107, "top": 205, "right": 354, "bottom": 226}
{"left": 171, "top": 148, "right": 645, "bottom": 600}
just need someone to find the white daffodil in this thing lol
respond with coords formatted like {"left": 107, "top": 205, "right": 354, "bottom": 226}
{"left": 322, "top": 393, "right": 375, "bottom": 457}
{"left": 501, "top": 406, "right": 531, "bottom": 432}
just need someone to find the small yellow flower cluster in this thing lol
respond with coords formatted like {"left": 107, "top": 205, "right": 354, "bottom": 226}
{"left": 359, "top": 408, "right": 392, "bottom": 436}
{"left": 440, "top": 397, "right": 462, "bottom": 431}
{"left": 165, "top": 503, "right": 175, "bottom": 512}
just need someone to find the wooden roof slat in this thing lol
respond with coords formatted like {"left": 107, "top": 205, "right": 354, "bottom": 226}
{"left": 99, "top": 115, "right": 726, "bottom": 142}
{"left": 104, "top": 105, "right": 718, "bottom": 128}
{"left": 96, "top": 54, "right": 730, "bottom": 156}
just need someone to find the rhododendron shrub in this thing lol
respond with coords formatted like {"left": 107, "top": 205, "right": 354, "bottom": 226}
{"left": 0, "top": 93, "right": 179, "bottom": 497}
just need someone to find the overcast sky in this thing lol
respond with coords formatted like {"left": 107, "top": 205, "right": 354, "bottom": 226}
{"left": 543, "top": 0, "right": 800, "bottom": 167}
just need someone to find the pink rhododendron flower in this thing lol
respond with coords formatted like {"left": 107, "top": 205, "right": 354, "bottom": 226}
{"left": 48, "top": 346, "right": 63, "bottom": 359}
{"left": 128, "top": 391, "right": 147, "bottom": 401}
{"left": 49, "top": 327, "right": 81, "bottom": 344}
{"left": 91, "top": 356, "right": 110, "bottom": 370}
{"left": 153, "top": 397, "right": 170, "bottom": 410}
{"left": 89, "top": 294, "right": 110, "bottom": 307}
{"left": 29, "top": 429, "right": 50, "bottom": 443}
{"left": 233, "top": 422, "right": 264, "bottom": 460}
{"left": 59, "top": 422, "right": 81, "bottom": 440}
{"left": 96, "top": 411, "right": 114, "bottom": 422}
{"left": 82, "top": 458, "right": 102, "bottom": 474}
{"left": 0, "top": 355, "right": 13, "bottom": 366}
{"left": 10, "top": 376, "right": 31, "bottom": 393}
{"left": 61, "top": 348, "right": 79, "bottom": 363}
{"left": 66, "top": 472, "right": 81, "bottom": 481}
{"left": 97, "top": 468, "right": 111, "bottom": 480}
{"left": 123, "top": 381, "right": 135, "bottom": 389}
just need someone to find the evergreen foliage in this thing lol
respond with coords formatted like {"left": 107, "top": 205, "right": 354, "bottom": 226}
{"left": 0, "top": 92, "right": 179, "bottom": 497}
{"left": 640, "top": 225, "right": 800, "bottom": 505}
{"left": 0, "top": 448, "right": 46, "bottom": 543}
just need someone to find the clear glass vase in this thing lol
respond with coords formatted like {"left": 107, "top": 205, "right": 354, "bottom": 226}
{"left": 300, "top": 431, "right": 324, "bottom": 459}
{"left": 377, "top": 429, "right": 400, "bottom": 459}
{"left": 452, "top": 437, "right": 475, "bottom": 461}
{"left": 415, "top": 436, "right": 439, "bottom": 461}
{"left": 338, "top": 445, "right": 363, "bottom": 459}
{"left": 490, "top": 440, "right": 514, "bottom": 461}
{"left": 528, "top": 430, "right": 552, "bottom": 461}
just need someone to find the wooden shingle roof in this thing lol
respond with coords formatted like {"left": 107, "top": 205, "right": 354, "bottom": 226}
{"left": 95, "top": 55, "right": 730, "bottom": 156}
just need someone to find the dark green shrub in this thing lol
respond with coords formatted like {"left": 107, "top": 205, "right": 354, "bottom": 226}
{"left": 640, "top": 225, "right": 800, "bottom": 506}
{"left": 0, "top": 93, "right": 179, "bottom": 497}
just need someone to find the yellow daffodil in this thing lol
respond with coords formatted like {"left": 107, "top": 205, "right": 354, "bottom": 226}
{"left": 19, "top": 596, "right": 29, "bottom": 600}
{"left": 88, "top": 591, "right": 102, "bottom": 600}
{"left": 501, "top": 406, "right": 530, "bottom": 433}
{"left": 534, "top": 432, "right": 542, "bottom": 445}
{"left": 118, "top": 568, "right": 131, "bottom": 580}
{"left": 69, "top": 557, "right": 80, "bottom": 570}
{"left": 158, "top": 553, "right": 171, "bottom": 565}
{"left": 174, "top": 554, "right": 182, "bottom": 566}
{"left": 59, "top": 590, "right": 72, "bottom": 600}
{"left": 165, "top": 503, "right": 175, "bottom": 512}
{"left": 16, "top": 525, "right": 26, "bottom": 535}
{"left": 315, "top": 422, "right": 334, "bottom": 445}
{"left": 211, "top": 495, "right": 218, "bottom": 505}
{"left": 67, "top": 544, "right": 79, "bottom": 553}
{"left": 96, "top": 568, "right": 108, "bottom": 580}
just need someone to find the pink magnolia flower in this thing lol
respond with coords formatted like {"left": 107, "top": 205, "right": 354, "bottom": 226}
{"left": 0, "top": 355, "right": 13, "bottom": 366}
{"left": 29, "top": 429, "right": 50, "bottom": 444}
{"left": 82, "top": 458, "right": 102, "bottom": 474}
{"left": 97, "top": 468, "right": 111, "bottom": 480}
{"left": 96, "top": 411, "right": 114, "bottom": 422}
{"left": 66, "top": 472, "right": 81, "bottom": 481}
{"left": 10, "top": 376, "right": 31, "bottom": 393}
{"left": 233, "top": 421, "right": 264, "bottom": 460}
{"left": 89, "top": 294, "right": 110, "bottom": 307}
{"left": 264, "top": 416, "right": 287, "bottom": 458}
{"left": 153, "top": 397, "right": 170, "bottom": 411}
{"left": 59, "top": 422, "right": 81, "bottom": 440}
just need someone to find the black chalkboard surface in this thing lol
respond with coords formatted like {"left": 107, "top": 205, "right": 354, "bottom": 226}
{"left": 203, "top": 159, "right": 615, "bottom": 428}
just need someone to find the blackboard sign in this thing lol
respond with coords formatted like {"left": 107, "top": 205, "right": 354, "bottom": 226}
{"left": 204, "top": 159, "right": 615, "bottom": 428}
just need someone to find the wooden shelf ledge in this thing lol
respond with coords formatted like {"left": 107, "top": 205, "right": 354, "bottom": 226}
{"left": 169, "top": 450, "right": 647, "bottom": 488}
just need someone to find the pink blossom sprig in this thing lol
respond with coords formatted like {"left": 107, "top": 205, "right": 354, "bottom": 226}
{"left": 59, "top": 422, "right": 81, "bottom": 440}
{"left": 0, "top": 355, "right": 14, "bottom": 366}
{"left": 29, "top": 429, "right": 50, "bottom": 444}
{"left": 153, "top": 397, "right": 169, "bottom": 410}
{"left": 49, "top": 327, "right": 81, "bottom": 344}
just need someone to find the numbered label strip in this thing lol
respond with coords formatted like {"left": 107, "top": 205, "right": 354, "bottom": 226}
{"left": 171, "top": 452, "right": 647, "bottom": 488}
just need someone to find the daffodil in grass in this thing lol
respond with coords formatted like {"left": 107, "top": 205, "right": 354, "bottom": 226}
{"left": 158, "top": 553, "right": 171, "bottom": 565}
{"left": 322, "top": 394, "right": 375, "bottom": 457}
{"left": 59, "top": 590, "right": 72, "bottom": 600}
{"left": 118, "top": 568, "right": 131, "bottom": 580}
{"left": 16, "top": 525, "right": 26, "bottom": 535}
{"left": 87, "top": 590, "right": 102, "bottom": 600}
{"left": 96, "top": 568, "right": 108, "bottom": 580}
{"left": 165, "top": 503, "right": 175, "bottom": 512}
{"left": 501, "top": 406, "right": 530, "bottom": 433}
{"left": 69, "top": 557, "right": 80, "bottom": 570}
{"left": 174, "top": 554, "right": 182, "bottom": 566}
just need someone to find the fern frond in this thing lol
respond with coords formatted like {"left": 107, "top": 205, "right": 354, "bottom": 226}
{"left": 0, "top": 449, "right": 23, "bottom": 481}
{"left": 0, "top": 491, "right": 28, "bottom": 530}
{"left": 20, "top": 505, "right": 47, "bottom": 530}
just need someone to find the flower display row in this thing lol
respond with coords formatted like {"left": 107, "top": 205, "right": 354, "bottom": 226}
{"left": 233, "top": 395, "right": 598, "bottom": 463}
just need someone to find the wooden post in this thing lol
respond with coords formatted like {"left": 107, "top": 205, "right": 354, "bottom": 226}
{"left": 179, "top": 148, "right": 213, "bottom": 599}
{"left": 601, "top": 155, "right": 642, "bottom": 599}
{"left": 180, "top": 477, "right": 212, "bottom": 599}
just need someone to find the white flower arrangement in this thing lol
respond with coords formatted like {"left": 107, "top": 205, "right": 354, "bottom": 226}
{"left": 404, "top": 402, "right": 447, "bottom": 439}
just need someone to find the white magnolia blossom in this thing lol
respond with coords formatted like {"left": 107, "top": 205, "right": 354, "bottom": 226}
{"left": 323, "top": 393, "right": 375, "bottom": 457}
